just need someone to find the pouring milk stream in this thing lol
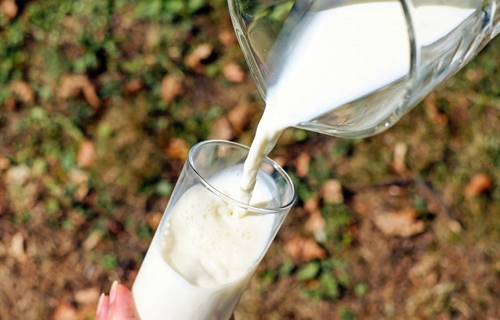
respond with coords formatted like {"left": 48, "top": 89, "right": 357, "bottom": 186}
{"left": 237, "top": 2, "right": 477, "bottom": 206}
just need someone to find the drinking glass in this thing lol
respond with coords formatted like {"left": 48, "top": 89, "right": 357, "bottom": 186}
{"left": 132, "top": 140, "right": 296, "bottom": 320}
{"left": 228, "top": 0, "right": 500, "bottom": 138}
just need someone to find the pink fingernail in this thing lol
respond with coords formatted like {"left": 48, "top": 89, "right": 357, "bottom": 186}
{"left": 109, "top": 281, "right": 118, "bottom": 304}
{"left": 96, "top": 293, "right": 105, "bottom": 316}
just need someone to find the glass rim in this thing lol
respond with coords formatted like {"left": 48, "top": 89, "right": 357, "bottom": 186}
{"left": 188, "top": 140, "right": 296, "bottom": 214}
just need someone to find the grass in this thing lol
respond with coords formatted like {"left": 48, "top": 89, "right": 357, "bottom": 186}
{"left": 1, "top": 0, "right": 499, "bottom": 319}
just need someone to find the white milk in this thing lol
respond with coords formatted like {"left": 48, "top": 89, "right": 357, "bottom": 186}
{"left": 133, "top": 166, "right": 278, "bottom": 320}
{"left": 239, "top": 3, "right": 474, "bottom": 198}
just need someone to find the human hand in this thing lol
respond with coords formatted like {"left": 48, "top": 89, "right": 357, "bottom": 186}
{"left": 96, "top": 281, "right": 136, "bottom": 320}
{"left": 96, "top": 281, "right": 236, "bottom": 320}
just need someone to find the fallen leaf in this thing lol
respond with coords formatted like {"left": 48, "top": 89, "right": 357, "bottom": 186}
{"left": 77, "top": 140, "right": 95, "bottom": 169}
{"left": 59, "top": 75, "right": 100, "bottom": 108}
{"left": 464, "top": 68, "right": 483, "bottom": 83}
{"left": 184, "top": 44, "right": 212, "bottom": 72}
{"left": 83, "top": 231, "right": 103, "bottom": 251}
{"left": 285, "top": 235, "right": 327, "bottom": 262}
{"left": 408, "top": 254, "right": 439, "bottom": 286}
{"left": 0, "top": 0, "right": 18, "bottom": 22}
{"left": 218, "top": 29, "right": 237, "bottom": 46}
{"left": 5, "top": 164, "right": 30, "bottom": 185}
{"left": 68, "top": 169, "right": 89, "bottom": 201}
{"left": 166, "top": 138, "right": 189, "bottom": 160}
{"left": 160, "top": 75, "right": 183, "bottom": 103}
{"left": 303, "top": 196, "right": 319, "bottom": 215}
{"left": 222, "top": 62, "right": 245, "bottom": 83}
{"left": 373, "top": 208, "right": 425, "bottom": 237}
{"left": 464, "top": 173, "right": 493, "bottom": 197}
{"left": 9, "top": 232, "right": 28, "bottom": 263}
{"left": 52, "top": 299, "right": 77, "bottom": 320}
{"left": 321, "top": 179, "right": 343, "bottom": 204}
{"left": 227, "top": 103, "right": 251, "bottom": 134}
{"left": 74, "top": 287, "right": 100, "bottom": 305}
{"left": 392, "top": 142, "right": 408, "bottom": 175}
{"left": 147, "top": 212, "right": 163, "bottom": 230}
{"left": 0, "top": 157, "right": 10, "bottom": 170}
{"left": 123, "top": 79, "right": 143, "bottom": 95}
{"left": 305, "top": 211, "right": 326, "bottom": 234}
{"left": 209, "top": 116, "right": 233, "bottom": 140}
{"left": 9, "top": 80, "right": 35, "bottom": 105}
{"left": 295, "top": 152, "right": 310, "bottom": 178}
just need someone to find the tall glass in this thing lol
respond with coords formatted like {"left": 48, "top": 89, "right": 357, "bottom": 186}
{"left": 229, "top": 0, "right": 500, "bottom": 138}
{"left": 132, "top": 140, "right": 296, "bottom": 320}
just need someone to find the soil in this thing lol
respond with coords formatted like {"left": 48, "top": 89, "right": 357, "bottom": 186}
{"left": 1, "top": 1, "right": 499, "bottom": 319}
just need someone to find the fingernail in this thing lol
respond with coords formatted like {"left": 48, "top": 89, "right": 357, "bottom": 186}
{"left": 109, "top": 281, "right": 118, "bottom": 304}
{"left": 96, "top": 293, "right": 105, "bottom": 316}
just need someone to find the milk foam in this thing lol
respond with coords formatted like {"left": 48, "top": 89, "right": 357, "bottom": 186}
{"left": 161, "top": 165, "right": 276, "bottom": 287}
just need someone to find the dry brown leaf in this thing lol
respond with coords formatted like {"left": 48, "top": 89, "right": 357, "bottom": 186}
{"left": 9, "top": 80, "right": 35, "bottom": 105}
{"left": 147, "top": 212, "right": 163, "bottom": 231}
{"left": 285, "top": 235, "right": 327, "bottom": 262}
{"left": 0, "top": 0, "right": 18, "bottom": 21}
{"left": 353, "top": 200, "right": 370, "bottom": 216}
{"left": 166, "top": 138, "right": 190, "bottom": 160}
{"left": 373, "top": 208, "right": 425, "bottom": 237}
{"left": 160, "top": 75, "right": 183, "bottom": 103}
{"left": 392, "top": 142, "right": 408, "bottom": 175}
{"left": 321, "top": 179, "right": 343, "bottom": 204}
{"left": 227, "top": 104, "right": 251, "bottom": 134}
{"left": 74, "top": 287, "right": 100, "bottom": 305}
{"left": 68, "top": 169, "right": 89, "bottom": 201}
{"left": 303, "top": 196, "right": 319, "bottom": 215}
{"left": 464, "top": 68, "right": 484, "bottom": 83}
{"left": 295, "top": 152, "right": 310, "bottom": 178}
{"left": 305, "top": 211, "right": 326, "bottom": 234}
{"left": 218, "top": 29, "right": 237, "bottom": 46}
{"left": 59, "top": 75, "right": 100, "bottom": 108}
{"left": 0, "top": 156, "right": 10, "bottom": 170}
{"left": 408, "top": 254, "right": 439, "bottom": 286}
{"left": 5, "top": 164, "right": 30, "bottom": 185}
{"left": 77, "top": 140, "right": 95, "bottom": 169}
{"left": 9, "top": 232, "right": 28, "bottom": 263}
{"left": 52, "top": 299, "right": 77, "bottom": 320}
{"left": 184, "top": 44, "right": 212, "bottom": 72}
{"left": 464, "top": 173, "right": 493, "bottom": 197}
{"left": 83, "top": 231, "right": 103, "bottom": 251}
{"left": 209, "top": 116, "right": 233, "bottom": 140}
{"left": 123, "top": 78, "right": 143, "bottom": 95}
{"left": 222, "top": 62, "right": 245, "bottom": 83}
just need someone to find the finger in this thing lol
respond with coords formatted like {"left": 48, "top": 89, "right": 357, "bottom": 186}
{"left": 96, "top": 293, "right": 110, "bottom": 320}
{"left": 108, "top": 282, "right": 136, "bottom": 320}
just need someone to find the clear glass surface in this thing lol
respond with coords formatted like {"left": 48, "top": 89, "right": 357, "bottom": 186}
{"left": 132, "top": 140, "right": 296, "bottom": 320}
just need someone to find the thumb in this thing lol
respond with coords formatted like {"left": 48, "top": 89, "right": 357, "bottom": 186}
{"left": 108, "top": 282, "right": 137, "bottom": 320}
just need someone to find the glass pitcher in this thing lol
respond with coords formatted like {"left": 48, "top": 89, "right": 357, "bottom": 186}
{"left": 228, "top": 0, "right": 500, "bottom": 139}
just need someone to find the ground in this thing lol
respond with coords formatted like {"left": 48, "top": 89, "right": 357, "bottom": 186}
{"left": 1, "top": 1, "right": 499, "bottom": 319}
